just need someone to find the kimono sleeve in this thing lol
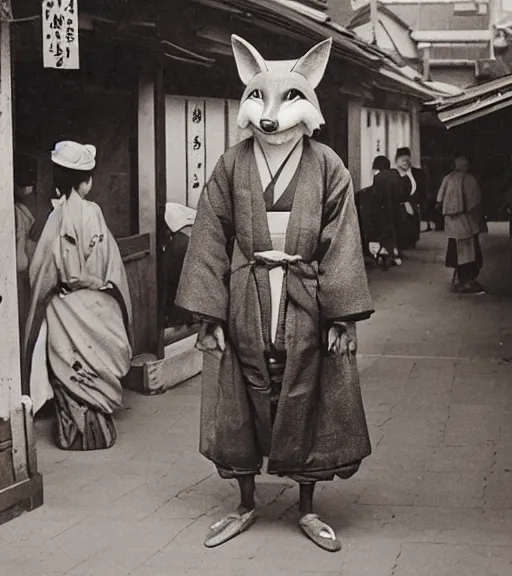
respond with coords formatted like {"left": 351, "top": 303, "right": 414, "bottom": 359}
{"left": 436, "top": 175, "right": 449, "bottom": 205}
{"left": 175, "top": 155, "right": 234, "bottom": 324}
{"left": 317, "top": 154, "right": 374, "bottom": 325}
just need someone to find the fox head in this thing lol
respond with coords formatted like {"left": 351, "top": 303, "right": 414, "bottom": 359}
{"left": 232, "top": 35, "right": 332, "bottom": 145}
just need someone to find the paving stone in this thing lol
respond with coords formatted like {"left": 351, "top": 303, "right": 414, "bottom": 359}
{"left": 357, "top": 471, "right": 421, "bottom": 506}
{"left": 414, "top": 471, "right": 485, "bottom": 508}
{"left": 339, "top": 540, "right": 403, "bottom": 576}
{"left": 393, "top": 542, "right": 512, "bottom": 576}
{"left": 365, "top": 444, "right": 434, "bottom": 474}
{"left": 65, "top": 518, "right": 194, "bottom": 576}
{"left": 484, "top": 470, "right": 512, "bottom": 509}
{"left": 380, "top": 506, "right": 507, "bottom": 546}
{"left": 430, "top": 445, "right": 496, "bottom": 472}
{"left": 443, "top": 404, "right": 502, "bottom": 447}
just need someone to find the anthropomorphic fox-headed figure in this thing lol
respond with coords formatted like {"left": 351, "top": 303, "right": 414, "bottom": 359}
{"left": 176, "top": 36, "right": 373, "bottom": 553}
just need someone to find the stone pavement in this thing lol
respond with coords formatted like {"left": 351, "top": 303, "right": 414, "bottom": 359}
{"left": 2, "top": 224, "right": 512, "bottom": 576}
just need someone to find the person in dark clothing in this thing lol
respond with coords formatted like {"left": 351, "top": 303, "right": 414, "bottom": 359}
{"left": 366, "top": 156, "right": 401, "bottom": 270}
{"left": 162, "top": 203, "right": 197, "bottom": 327}
{"left": 392, "top": 147, "right": 429, "bottom": 249}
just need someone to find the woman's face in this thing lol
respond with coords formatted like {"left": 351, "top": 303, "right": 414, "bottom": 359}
{"left": 396, "top": 156, "right": 411, "bottom": 171}
{"left": 78, "top": 176, "right": 93, "bottom": 198}
{"left": 15, "top": 185, "right": 34, "bottom": 199}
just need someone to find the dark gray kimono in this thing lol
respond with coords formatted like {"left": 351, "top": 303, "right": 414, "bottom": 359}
{"left": 176, "top": 137, "right": 374, "bottom": 483}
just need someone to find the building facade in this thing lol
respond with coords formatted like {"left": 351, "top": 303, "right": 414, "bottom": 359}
{"left": 346, "top": 0, "right": 512, "bottom": 88}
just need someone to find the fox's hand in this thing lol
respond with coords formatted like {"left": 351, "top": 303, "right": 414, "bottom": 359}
{"left": 327, "top": 322, "right": 357, "bottom": 357}
{"left": 196, "top": 322, "right": 225, "bottom": 356}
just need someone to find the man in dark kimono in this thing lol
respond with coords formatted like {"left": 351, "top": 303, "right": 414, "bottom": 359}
{"left": 366, "top": 156, "right": 402, "bottom": 270}
{"left": 176, "top": 34, "right": 374, "bottom": 553}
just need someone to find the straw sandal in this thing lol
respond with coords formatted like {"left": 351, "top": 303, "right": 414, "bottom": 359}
{"left": 204, "top": 509, "right": 257, "bottom": 548}
{"left": 299, "top": 513, "right": 341, "bottom": 552}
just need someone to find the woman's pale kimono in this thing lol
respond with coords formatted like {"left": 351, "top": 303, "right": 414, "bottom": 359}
{"left": 24, "top": 191, "right": 132, "bottom": 450}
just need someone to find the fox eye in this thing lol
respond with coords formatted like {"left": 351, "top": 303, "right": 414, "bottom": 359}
{"left": 249, "top": 89, "right": 263, "bottom": 99}
{"left": 285, "top": 89, "right": 305, "bottom": 101}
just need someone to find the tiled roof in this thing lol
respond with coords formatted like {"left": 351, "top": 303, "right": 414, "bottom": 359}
{"left": 196, "top": 0, "right": 460, "bottom": 99}
{"left": 428, "top": 74, "right": 512, "bottom": 128}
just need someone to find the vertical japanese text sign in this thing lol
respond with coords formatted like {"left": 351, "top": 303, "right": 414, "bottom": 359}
{"left": 42, "top": 0, "right": 80, "bottom": 69}
{"left": 187, "top": 101, "right": 206, "bottom": 209}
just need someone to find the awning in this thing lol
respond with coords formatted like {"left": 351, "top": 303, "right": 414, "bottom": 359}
{"left": 195, "top": 0, "right": 381, "bottom": 66}
{"left": 429, "top": 74, "right": 512, "bottom": 129}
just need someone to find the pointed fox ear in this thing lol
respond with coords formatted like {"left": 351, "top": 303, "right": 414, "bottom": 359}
{"left": 292, "top": 38, "right": 332, "bottom": 89}
{"left": 231, "top": 35, "right": 268, "bottom": 85}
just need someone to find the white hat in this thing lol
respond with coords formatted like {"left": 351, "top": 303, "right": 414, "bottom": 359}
{"left": 51, "top": 141, "right": 96, "bottom": 171}
{"left": 165, "top": 202, "right": 197, "bottom": 233}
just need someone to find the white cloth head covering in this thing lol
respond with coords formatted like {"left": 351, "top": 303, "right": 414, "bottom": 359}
{"left": 51, "top": 141, "right": 96, "bottom": 171}
{"left": 165, "top": 202, "right": 197, "bottom": 233}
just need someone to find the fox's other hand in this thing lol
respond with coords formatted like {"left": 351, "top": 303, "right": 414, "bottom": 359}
{"left": 327, "top": 322, "right": 357, "bottom": 356}
{"left": 196, "top": 322, "right": 225, "bottom": 355}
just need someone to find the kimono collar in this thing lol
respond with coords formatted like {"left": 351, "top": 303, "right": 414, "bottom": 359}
{"left": 398, "top": 167, "right": 417, "bottom": 196}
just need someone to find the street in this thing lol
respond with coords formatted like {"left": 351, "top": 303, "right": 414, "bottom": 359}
{"left": 2, "top": 224, "right": 512, "bottom": 576}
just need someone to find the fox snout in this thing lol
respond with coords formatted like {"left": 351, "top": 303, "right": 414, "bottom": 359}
{"left": 260, "top": 119, "right": 279, "bottom": 133}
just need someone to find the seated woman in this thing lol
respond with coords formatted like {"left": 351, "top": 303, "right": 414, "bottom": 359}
{"left": 24, "top": 141, "right": 133, "bottom": 451}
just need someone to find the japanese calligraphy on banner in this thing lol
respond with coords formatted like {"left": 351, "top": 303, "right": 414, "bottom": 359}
{"left": 0, "top": 0, "right": 13, "bottom": 21}
{"left": 186, "top": 100, "right": 206, "bottom": 209}
{"left": 42, "top": 0, "right": 80, "bottom": 69}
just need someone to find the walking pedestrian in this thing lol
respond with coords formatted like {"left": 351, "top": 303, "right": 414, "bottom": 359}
{"left": 392, "top": 147, "right": 428, "bottom": 249}
{"left": 366, "top": 155, "right": 402, "bottom": 270}
{"left": 24, "top": 141, "right": 133, "bottom": 450}
{"left": 436, "top": 153, "right": 485, "bottom": 294}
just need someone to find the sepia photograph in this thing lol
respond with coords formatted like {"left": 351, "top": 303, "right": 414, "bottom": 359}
{"left": 1, "top": 0, "right": 512, "bottom": 574}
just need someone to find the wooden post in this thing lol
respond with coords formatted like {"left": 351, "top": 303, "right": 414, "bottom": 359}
{"left": 411, "top": 102, "right": 421, "bottom": 168}
{"left": 137, "top": 60, "right": 161, "bottom": 357}
{"left": 348, "top": 98, "right": 363, "bottom": 191}
{"left": 420, "top": 43, "right": 431, "bottom": 82}
{"left": 489, "top": 0, "right": 495, "bottom": 60}
{"left": 370, "top": 0, "right": 378, "bottom": 45}
{"left": 154, "top": 55, "right": 167, "bottom": 360}
{"left": 0, "top": 16, "right": 43, "bottom": 526}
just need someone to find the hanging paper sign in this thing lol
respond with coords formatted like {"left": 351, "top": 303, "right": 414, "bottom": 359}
{"left": 42, "top": 0, "right": 80, "bottom": 69}
{"left": 0, "top": 0, "right": 13, "bottom": 21}
{"left": 186, "top": 100, "right": 206, "bottom": 209}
